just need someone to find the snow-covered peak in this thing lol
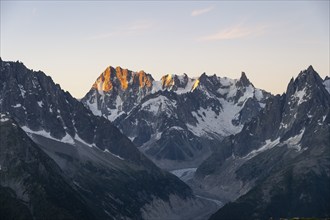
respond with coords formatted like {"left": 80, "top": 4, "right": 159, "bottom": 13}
{"left": 285, "top": 65, "right": 326, "bottom": 102}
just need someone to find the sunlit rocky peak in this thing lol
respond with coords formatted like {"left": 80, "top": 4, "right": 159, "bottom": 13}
{"left": 92, "top": 66, "right": 154, "bottom": 94}
{"left": 161, "top": 74, "right": 174, "bottom": 89}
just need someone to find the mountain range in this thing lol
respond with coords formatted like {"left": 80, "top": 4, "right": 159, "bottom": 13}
{"left": 82, "top": 66, "right": 271, "bottom": 170}
{"left": 1, "top": 58, "right": 329, "bottom": 219}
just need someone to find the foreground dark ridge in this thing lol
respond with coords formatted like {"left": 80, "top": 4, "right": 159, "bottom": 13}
{"left": 0, "top": 59, "right": 216, "bottom": 220}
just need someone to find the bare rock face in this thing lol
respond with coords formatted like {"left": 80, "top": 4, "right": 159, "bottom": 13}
{"left": 92, "top": 66, "right": 152, "bottom": 92}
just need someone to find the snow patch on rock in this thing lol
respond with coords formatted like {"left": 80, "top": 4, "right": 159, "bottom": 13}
{"left": 176, "top": 78, "right": 198, "bottom": 94}
{"left": 170, "top": 168, "right": 197, "bottom": 182}
{"left": 293, "top": 87, "right": 308, "bottom": 105}
{"left": 283, "top": 128, "right": 305, "bottom": 151}
{"left": 22, "top": 126, "right": 59, "bottom": 142}
{"left": 0, "top": 114, "right": 9, "bottom": 122}
{"left": 244, "top": 138, "right": 281, "bottom": 160}
{"left": 18, "top": 84, "right": 26, "bottom": 98}
{"left": 37, "top": 101, "right": 44, "bottom": 107}
{"left": 12, "top": 104, "right": 22, "bottom": 108}
{"left": 104, "top": 149, "right": 124, "bottom": 160}
{"left": 61, "top": 132, "right": 75, "bottom": 144}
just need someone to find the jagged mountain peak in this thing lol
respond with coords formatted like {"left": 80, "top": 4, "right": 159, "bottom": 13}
{"left": 89, "top": 65, "right": 262, "bottom": 99}
{"left": 198, "top": 72, "right": 215, "bottom": 82}
{"left": 82, "top": 65, "right": 272, "bottom": 125}
{"left": 159, "top": 73, "right": 199, "bottom": 92}
{"left": 239, "top": 72, "right": 251, "bottom": 86}
{"left": 307, "top": 64, "right": 315, "bottom": 71}
{"left": 161, "top": 73, "right": 174, "bottom": 89}
{"left": 236, "top": 71, "right": 252, "bottom": 87}
{"left": 92, "top": 65, "right": 153, "bottom": 93}
{"left": 158, "top": 71, "right": 257, "bottom": 96}
{"left": 297, "top": 65, "right": 322, "bottom": 83}
{"left": 286, "top": 65, "right": 326, "bottom": 99}
{"left": 237, "top": 66, "right": 329, "bottom": 154}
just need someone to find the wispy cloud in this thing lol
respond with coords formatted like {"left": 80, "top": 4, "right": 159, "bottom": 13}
{"left": 200, "top": 24, "right": 268, "bottom": 41}
{"left": 191, "top": 6, "right": 214, "bottom": 16}
{"left": 88, "top": 21, "right": 153, "bottom": 40}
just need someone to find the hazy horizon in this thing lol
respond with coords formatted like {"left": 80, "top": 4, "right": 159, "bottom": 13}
{"left": 1, "top": 1, "right": 329, "bottom": 98}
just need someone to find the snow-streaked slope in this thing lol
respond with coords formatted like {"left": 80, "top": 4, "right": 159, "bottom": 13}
{"left": 187, "top": 100, "right": 243, "bottom": 137}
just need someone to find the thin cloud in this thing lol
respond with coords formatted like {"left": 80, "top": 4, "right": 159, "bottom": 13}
{"left": 88, "top": 21, "right": 153, "bottom": 40}
{"left": 200, "top": 24, "right": 268, "bottom": 41}
{"left": 191, "top": 6, "right": 214, "bottom": 16}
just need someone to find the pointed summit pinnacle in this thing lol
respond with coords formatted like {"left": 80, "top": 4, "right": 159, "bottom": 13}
{"left": 237, "top": 72, "right": 252, "bottom": 87}
{"left": 307, "top": 65, "right": 314, "bottom": 72}
{"left": 298, "top": 65, "right": 321, "bottom": 81}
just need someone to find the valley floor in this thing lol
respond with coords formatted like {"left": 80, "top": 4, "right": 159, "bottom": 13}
{"left": 170, "top": 168, "right": 223, "bottom": 220}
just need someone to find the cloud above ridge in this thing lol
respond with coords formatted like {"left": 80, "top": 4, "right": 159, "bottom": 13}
{"left": 191, "top": 6, "right": 214, "bottom": 16}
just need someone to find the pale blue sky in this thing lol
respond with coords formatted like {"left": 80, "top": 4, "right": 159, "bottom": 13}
{"left": 1, "top": 1, "right": 329, "bottom": 98}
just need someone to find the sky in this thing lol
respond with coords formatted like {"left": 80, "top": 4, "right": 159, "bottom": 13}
{"left": 1, "top": 1, "right": 329, "bottom": 98}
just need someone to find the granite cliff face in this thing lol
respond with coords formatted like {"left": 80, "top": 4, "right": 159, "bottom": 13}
{"left": 83, "top": 66, "right": 153, "bottom": 121}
